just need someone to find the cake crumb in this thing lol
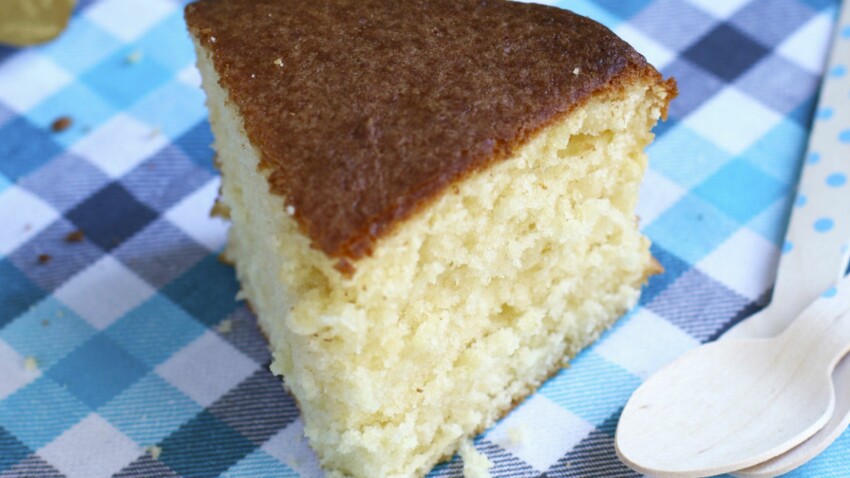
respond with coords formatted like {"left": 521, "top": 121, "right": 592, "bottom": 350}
{"left": 51, "top": 116, "right": 72, "bottom": 132}
{"left": 125, "top": 50, "right": 143, "bottom": 64}
{"left": 216, "top": 319, "right": 233, "bottom": 334}
{"left": 274, "top": 57, "right": 284, "bottom": 67}
{"left": 41, "top": 319, "right": 50, "bottom": 327}
{"left": 37, "top": 254, "right": 51, "bottom": 265}
{"left": 24, "top": 356, "right": 38, "bottom": 371}
{"left": 459, "top": 440, "right": 492, "bottom": 478}
{"left": 148, "top": 127, "right": 162, "bottom": 139}
{"left": 573, "top": 67, "right": 580, "bottom": 75}
{"left": 65, "top": 230, "right": 85, "bottom": 243}
{"left": 146, "top": 445, "right": 162, "bottom": 460}
{"left": 507, "top": 425, "right": 526, "bottom": 445}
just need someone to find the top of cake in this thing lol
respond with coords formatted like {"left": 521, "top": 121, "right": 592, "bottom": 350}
{"left": 185, "top": 0, "right": 664, "bottom": 268}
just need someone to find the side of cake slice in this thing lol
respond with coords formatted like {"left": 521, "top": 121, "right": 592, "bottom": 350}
{"left": 185, "top": 1, "right": 675, "bottom": 477}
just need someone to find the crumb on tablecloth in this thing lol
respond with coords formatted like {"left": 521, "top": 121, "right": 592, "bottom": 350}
{"left": 65, "top": 230, "right": 85, "bottom": 243}
{"left": 459, "top": 440, "right": 492, "bottom": 478}
{"left": 146, "top": 445, "right": 162, "bottom": 460}
{"left": 24, "top": 356, "right": 38, "bottom": 371}
{"left": 216, "top": 319, "right": 233, "bottom": 334}
{"left": 50, "top": 116, "right": 72, "bottom": 132}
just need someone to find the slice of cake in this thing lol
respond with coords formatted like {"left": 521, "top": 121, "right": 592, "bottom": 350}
{"left": 185, "top": 1, "right": 675, "bottom": 477}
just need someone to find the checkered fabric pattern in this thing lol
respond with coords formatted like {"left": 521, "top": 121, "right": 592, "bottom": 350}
{"left": 0, "top": 0, "right": 846, "bottom": 476}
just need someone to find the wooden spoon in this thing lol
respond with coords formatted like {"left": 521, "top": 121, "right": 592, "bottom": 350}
{"left": 615, "top": 274, "right": 850, "bottom": 478}
{"left": 720, "top": 3, "right": 850, "bottom": 474}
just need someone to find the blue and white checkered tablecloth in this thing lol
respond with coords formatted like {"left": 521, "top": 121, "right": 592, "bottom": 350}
{"left": 1, "top": 0, "right": 848, "bottom": 476}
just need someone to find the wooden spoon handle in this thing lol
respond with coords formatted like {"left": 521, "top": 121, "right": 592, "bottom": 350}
{"left": 779, "top": 274, "right": 850, "bottom": 371}
{"left": 725, "top": 0, "right": 850, "bottom": 340}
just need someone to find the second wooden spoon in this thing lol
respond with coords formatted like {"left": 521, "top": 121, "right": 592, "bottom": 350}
{"left": 616, "top": 274, "right": 850, "bottom": 478}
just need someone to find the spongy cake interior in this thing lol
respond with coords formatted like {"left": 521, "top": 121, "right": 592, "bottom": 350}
{"left": 196, "top": 41, "right": 670, "bottom": 478}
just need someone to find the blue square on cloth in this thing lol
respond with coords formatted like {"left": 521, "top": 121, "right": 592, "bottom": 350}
{"left": 159, "top": 410, "right": 255, "bottom": 478}
{"left": 646, "top": 124, "right": 732, "bottom": 189}
{"left": 540, "top": 351, "right": 641, "bottom": 426}
{"left": 743, "top": 118, "right": 807, "bottom": 186}
{"left": 693, "top": 159, "right": 787, "bottom": 224}
{"left": 162, "top": 255, "right": 240, "bottom": 327}
{"left": 112, "top": 219, "right": 209, "bottom": 289}
{"left": 66, "top": 182, "right": 158, "bottom": 252}
{"left": 787, "top": 90, "right": 819, "bottom": 129}
{"left": 660, "top": 58, "right": 726, "bottom": 121}
{"left": 25, "top": 81, "right": 118, "bottom": 149}
{"left": 106, "top": 295, "right": 205, "bottom": 367}
{"left": 223, "top": 449, "right": 300, "bottom": 478}
{"left": 797, "top": 0, "right": 839, "bottom": 11}
{"left": 683, "top": 23, "right": 769, "bottom": 82}
{"left": 127, "top": 80, "right": 207, "bottom": 142}
{"left": 16, "top": 153, "right": 111, "bottom": 214}
{"left": 0, "top": 377, "right": 89, "bottom": 450}
{"left": 7, "top": 218, "right": 106, "bottom": 292}
{"left": 119, "top": 145, "right": 214, "bottom": 213}
{"left": 134, "top": 12, "right": 197, "bottom": 72}
{"left": 0, "top": 297, "right": 96, "bottom": 371}
{"left": 174, "top": 120, "right": 216, "bottom": 173}
{"left": 46, "top": 334, "right": 148, "bottom": 410}
{"left": 643, "top": 193, "right": 739, "bottom": 264}
{"left": 0, "top": 426, "right": 30, "bottom": 474}
{"left": 40, "top": 17, "right": 122, "bottom": 75}
{"left": 591, "top": 0, "right": 653, "bottom": 19}
{"left": 730, "top": 0, "right": 816, "bottom": 47}
{"left": 0, "top": 173, "right": 9, "bottom": 194}
{"left": 99, "top": 372, "right": 202, "bottom": 445}
{"left": 630, "top": 0, "right": 718, "bottom": 52}
{"left": 113, "top": 454, "right": 180, "bottom": 478}
{"left": 0, "top": 101, "right": 14, "bottom": 130}
{"left": 549, "top": 413, "right": 637, "bottom": 476}
{"left": 646, "top": 268, "right": 750, "bottom": 342}
{"left": 0, "top": 117, "right": 63, "bottom": 182}
{"left": 208, "top": 369, "right": 300, "bottom": 445}
{"left": 0, "top": 259, "right": 46, "bottom": 329}
{"left": 735, "top": 54, "right": 819, "bottom": 117}
{"left": 552, "top": 0, "right": 620, "bottom": 29}
{"left": 748, "top": 195, "right": 794, "bottom": 247}
{"left": 80, "top": 45, "right": 172, "bottom": 110}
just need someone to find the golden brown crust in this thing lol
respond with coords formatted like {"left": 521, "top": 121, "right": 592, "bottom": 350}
{"left": 186, "top": 0, "right": 672, "bottom": 266}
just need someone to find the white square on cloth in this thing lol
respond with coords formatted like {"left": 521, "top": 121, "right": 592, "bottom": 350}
{"left": 84, "top": 0, "right": 175, "bottom": 42}
{"left": 484, "top": 394, "right": 595, "bottom": 472}
{"left": 0, "top": 339, "right": 41, "bottom": 401}
{"left": 0, "top": 52, "right": 72, "bottom": 112}
{"left": 165, "top": 177, "right": 230, "bottom": 253}
{"left": 38, "top": 413, "right": 140, "bottom": 478}
{"left": 684, "top": 86, "right": 782, "bottom": 155}
{"left": 0, "top": 185, "right": 60, "bottom": 257}
{"left": 778, "top": 10, "right": 835, "bottom": 74}
{"left": 594, "top": 307, "right": 699, "bottom": 379}
{"left": 155, "top": 331, "right": 259, "bottom": 408}
{"left": 697, "top": 226, "right": 779, "bottom": 301}
{"left": 70, "top": 113, "right": 169, "bottom": 179}
{"left": 54, "top": 256, "right": 155, "bottom": 330}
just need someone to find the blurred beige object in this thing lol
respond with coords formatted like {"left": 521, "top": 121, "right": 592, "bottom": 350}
{"left": 0, "top": 0, "right": 76, "bottom": 46}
